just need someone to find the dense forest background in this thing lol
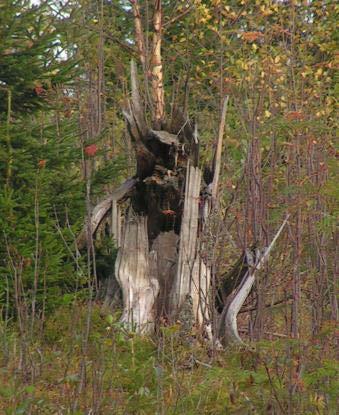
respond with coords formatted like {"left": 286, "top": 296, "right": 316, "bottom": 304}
{"left": 0, "top": 0, "right": 337, "bottom": 413}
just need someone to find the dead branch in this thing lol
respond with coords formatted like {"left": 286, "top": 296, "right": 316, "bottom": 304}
{"left": 77, "top": 178, "right": 136, "bottom": 250}
{"left": 219, "top": 215, "right": 290, "bottom": 345}
{"left": 238, "top": 296, "right": 293, "bottom": 314}
{"left": 163, "top": 5, "right": 193, "bottom": 28}
{"left": 212, "top": 96, "right": 229, "bottom": 201}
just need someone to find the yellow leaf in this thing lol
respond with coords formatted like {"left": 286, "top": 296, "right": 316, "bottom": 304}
{"left": 315, "top": 68, "right": 323, "bottom": 77}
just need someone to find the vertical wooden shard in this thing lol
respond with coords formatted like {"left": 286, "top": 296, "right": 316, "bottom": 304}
{"left": 115, "top": 212, "right": 159, "bottom": 333}
{"left": 171, "top": 162, "right": 201, "bottom": 312}
{"left": 111, "top": 199, "right": 121, "bottom": 247}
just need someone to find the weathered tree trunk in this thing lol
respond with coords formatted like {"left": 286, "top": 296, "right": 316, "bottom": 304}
{"left": 82, "top": 60, "right": 288, "bottom": 343}
{"left": 79, "top": 1, "right": 289, "bottom": 345}
{"left": 115, "top": 212, "right": 159, "bottom": 333}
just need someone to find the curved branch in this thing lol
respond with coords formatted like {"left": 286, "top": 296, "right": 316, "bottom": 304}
{"left": 219, "top": 215, "right": 289, "bottom": 345}
{"left": 77, "top": 178, "right": 137, "bottom": 250}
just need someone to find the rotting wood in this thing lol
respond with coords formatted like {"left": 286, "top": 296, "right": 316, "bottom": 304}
{"left": 149, "top": 129, "right": 179, "bottom": 146}
{"left": 150, "top": 231, "right": 178, "bottom": 318}
{"left": 111, "top": 198, "right": 121, "bottom": 247}
{"left": 115, "top": 212, "right": 159, "bottom": 333}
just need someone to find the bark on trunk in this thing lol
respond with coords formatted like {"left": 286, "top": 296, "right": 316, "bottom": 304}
{"left": 151, "top": 0, "right": 165, "bottom": 127}
{"left": 131, "top": 1, "right": 146, "bottom": 69}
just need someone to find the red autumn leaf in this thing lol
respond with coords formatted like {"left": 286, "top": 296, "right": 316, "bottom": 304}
{"left": 38, "top": 159, "right": 46, "bottom": 168}
{"left": 35, "top": 85, "right": 46, "bottom": 96}
{"left": 285, "top": 111, "right": 304, "bottom": 121}
{"left": 85, "top": 144, "right": 98, "bottom": 157}
{"left": 63, "top": 109, "right": 72, "bottom": 118}
{"left": 161, "top": 209, "right": 176, "bottom": 216}
{"left": 242, "top": 31, "right": 263, "bottom": 42}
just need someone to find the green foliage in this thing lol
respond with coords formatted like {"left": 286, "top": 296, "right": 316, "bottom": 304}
{"left": 0, "top": 0, "right": 77, "bottom": 115}
{"left": 0, "top": 306, "right": 337, "bottom": 414}
{"left": 0, "top": 116, "right": 85, "bottom": 316}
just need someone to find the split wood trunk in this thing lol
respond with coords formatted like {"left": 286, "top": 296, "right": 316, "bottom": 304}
{"left": 81, "top": 62, "right": 288, "bottom": 345}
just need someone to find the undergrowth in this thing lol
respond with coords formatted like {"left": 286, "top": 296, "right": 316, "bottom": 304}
{"left": 0, "top": 304, "right": 337, "bottom": 414}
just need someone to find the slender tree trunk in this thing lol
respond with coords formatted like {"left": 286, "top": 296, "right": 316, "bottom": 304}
{"left": 151, "top": 0, "right": 165, "bottom": 127}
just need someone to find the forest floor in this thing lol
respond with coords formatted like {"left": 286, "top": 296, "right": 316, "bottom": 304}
{"left": 0, "top": 304, "right": 337, "bottom": 414}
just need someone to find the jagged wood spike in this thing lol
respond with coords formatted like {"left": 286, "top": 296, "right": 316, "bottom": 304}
{"left": 192, "top": 121, "right": 199, "bottom": 167}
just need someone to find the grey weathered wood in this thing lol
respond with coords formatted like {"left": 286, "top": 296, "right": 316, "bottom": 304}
{"left": 149, "top": 129, "right": 179, "bottom": 146}
{"left": 77, "top": 178, "right": 136, "bottom": 249}
{"left": 111, "top": 198, "right": 121, "bottom": 247}
{"left": 115, "top": 213, "right": 159, "bottom": 333}
{"left": 219, "top": 216, "right": 289, "bottom": 345}
{"left": 171, "top": 162, "right": 201, "bottom": 311}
